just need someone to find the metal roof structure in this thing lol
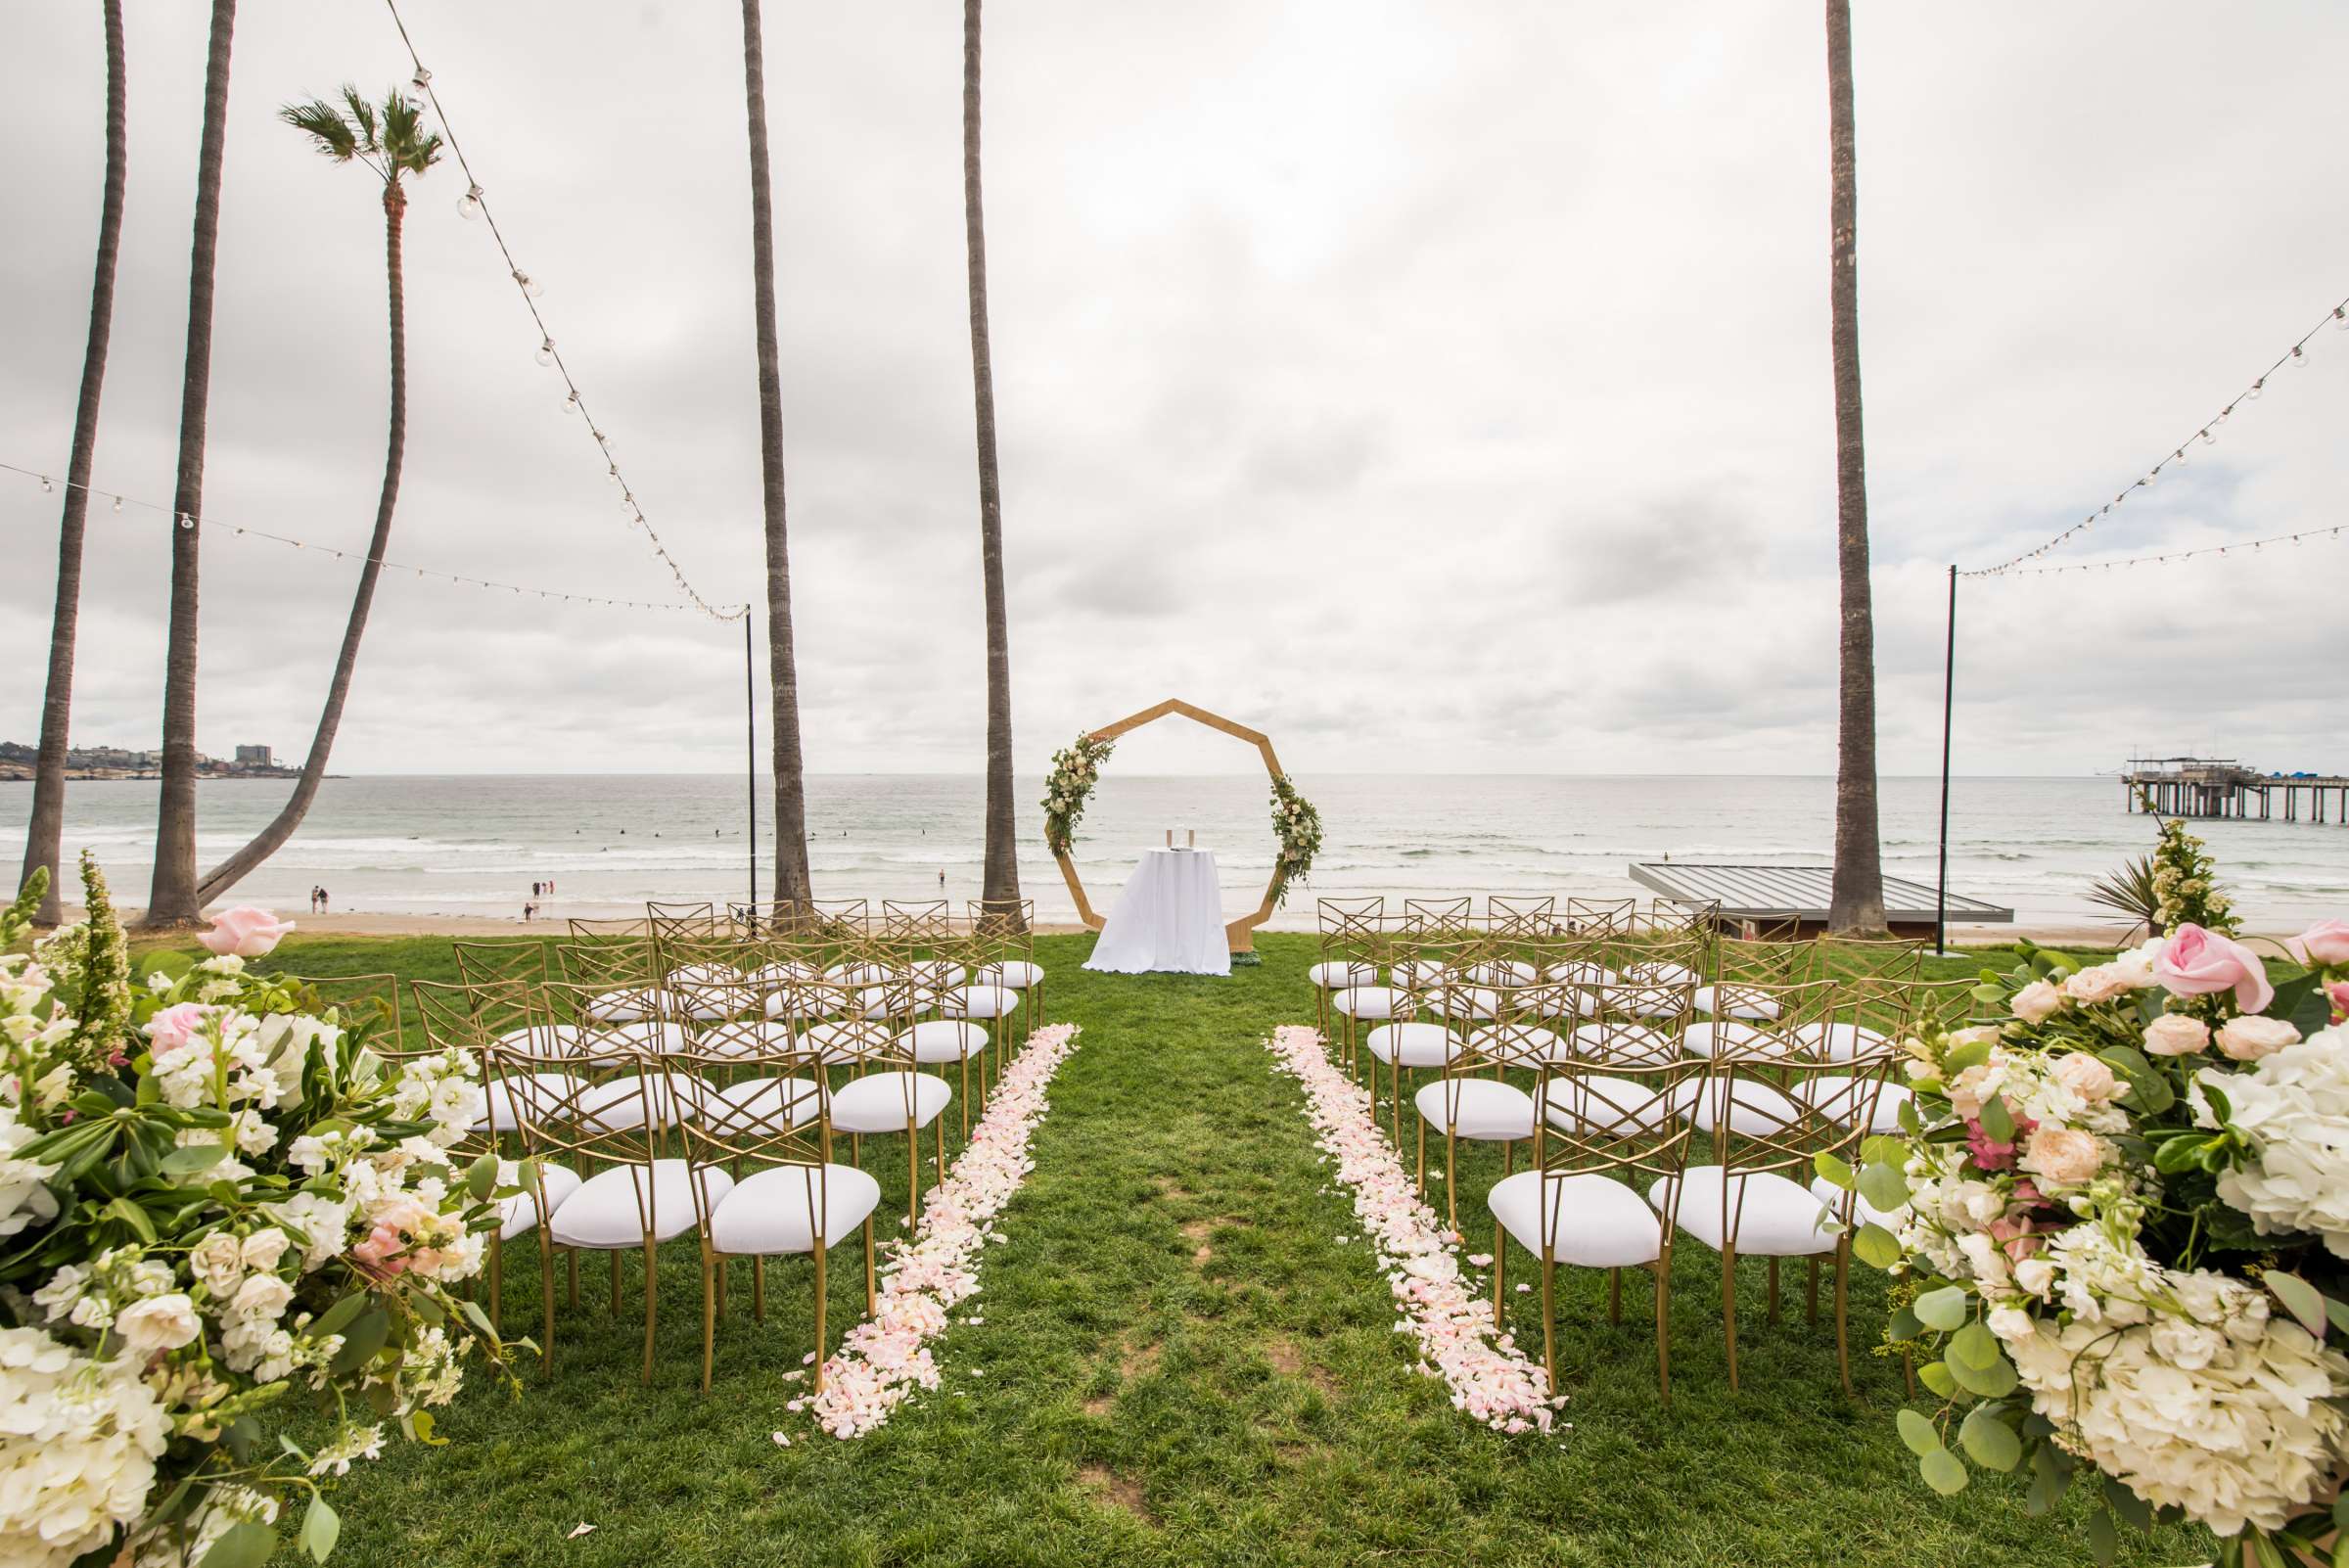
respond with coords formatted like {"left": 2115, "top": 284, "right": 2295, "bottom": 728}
{"left": 1626, "top": 862, "right": 2013, "bottom": 923}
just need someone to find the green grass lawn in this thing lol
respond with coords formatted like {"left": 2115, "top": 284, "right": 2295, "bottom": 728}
{"left": 193, "top": 932, "right": 2203, "bottom": 1567}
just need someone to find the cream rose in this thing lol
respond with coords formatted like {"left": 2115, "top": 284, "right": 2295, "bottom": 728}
{"left": 2014, "top": 1257, "right": 2057, "bottom": 1298}
{"left": 2020, "top": 1127, "right": 2106, "bottom": 1186}
{"left": 2013, "top": 982, "right": 2064, "bottom": 1025}
{"left": 2143, "top": 1014, "right": 2212, "bottom": 1057}
{"left": 2064, "top": 965, "right": 2135, "bottom": 1005}
{"left": 239, "top": 1228, "right": 292, "bottom": 1271}
{"left": 2215, "top": 1015, "right": 2300, "bottom": 1063}
{"left": 228, "top": 1273, "right": 293, "bottom": 1322}
{"left": 114, "top": 1293, "right": 202, "bottom": 1355}
{"left": 188, "top": 1232, "right": 245, "bottom": 1298}
{"left": 2051, "top": 1052, "right": 2119, "bottom": 1103}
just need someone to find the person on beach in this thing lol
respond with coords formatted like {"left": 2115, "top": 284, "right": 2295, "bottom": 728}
{"left": 318, "top": 888, "right": 330, "bottom": 913}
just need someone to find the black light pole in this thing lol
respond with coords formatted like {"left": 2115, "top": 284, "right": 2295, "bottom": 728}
{"left": 1935, "top": 564, "right": 1957, "bottom": 955}
{"left": 743, "top": 613, "right": 759, "bottom": 930}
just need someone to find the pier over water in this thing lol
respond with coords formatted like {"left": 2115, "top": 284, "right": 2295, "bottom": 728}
{"left": 2125, "top": 756, "right": 2349, "bottom": 825}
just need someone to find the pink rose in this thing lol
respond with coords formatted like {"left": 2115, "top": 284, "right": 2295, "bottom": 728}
{"left": 2154, "top": 924, "right": 2273, "bottom": 1013}
{"left": 2284, "top": 920, "right": 2349, "bottom": 968}
{"left": 2142, "top": 1013, "right": 2211, "bottom": 1056}
{"left": 2012, "top": 981, "right": 2063, "bottom": 1025}
{"left": 143, "top": 1002, "right": 213, "bottom": 1054}
{"left": 2331, "top": 981, "right": 2349, "bottom": 1024}
{"left": 199, "top": 906, "right": 294, "bottom": 958}
{"left": 2019, "top": 1127, "right": 2105, "bottom": 1186}
{"left": 2050, "top": 1052, "right": 2118, "bottom": 1103}
{"left": 2215, "top": 1015, "right": 2300, "bottom": 1062}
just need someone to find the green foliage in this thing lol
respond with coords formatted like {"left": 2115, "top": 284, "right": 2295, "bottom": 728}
{"left": 279, "top": 84, "right": 443, "bottom": 186}
{"left": 2086, "top": 853, "right": 2161, "bottom": 935}
{"left": 1267, "top": 774, "right": 1322, "bottom": 908}
{"left": 1039, "top": 732, "right": 1113, "bottom": 856}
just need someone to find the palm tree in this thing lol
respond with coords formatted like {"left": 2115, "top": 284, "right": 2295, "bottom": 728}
{"left": 963, "top": 0, "right": 1021, "bottom": 928}
{"left": 1824, "top": 0, "right": 1886, "bottom": 937}
{"left": 191, "top": 88, "right": 441, "bottom": 905}
{"left": 738, "top": 0, "right": 814, "bottom": 918}
{"left": 20, "top": 0, "right": 128, "bottom": 928}
{"left": 144, "top": 0, "right": 238, "bottom": 930}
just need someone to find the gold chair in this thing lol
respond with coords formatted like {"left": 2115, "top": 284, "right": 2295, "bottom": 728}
{"left": 790, "top": 977, "right": 951, "bottom": 1228}
{"left": 452, "top": 939, "right": 548, "bottom": 988}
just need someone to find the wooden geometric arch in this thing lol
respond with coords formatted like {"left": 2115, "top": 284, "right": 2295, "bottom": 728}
{"left": 1052, "top": 698, "right": 1285, "bottom": 955}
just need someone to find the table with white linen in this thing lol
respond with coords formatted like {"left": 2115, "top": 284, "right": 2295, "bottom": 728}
{"left": 1082, "top": 848, "right": 1230, "bottom": 976}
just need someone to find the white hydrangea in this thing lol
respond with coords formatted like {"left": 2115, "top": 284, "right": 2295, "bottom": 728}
{"left": 0, "top": 1104, "right": 60, "bottom": 1239}
{"left": 2198, "top": 1025, "right": 2349, "bottom": 1259}
{"left": 0, "top": 1326, "right": 170, "bottom": 1568}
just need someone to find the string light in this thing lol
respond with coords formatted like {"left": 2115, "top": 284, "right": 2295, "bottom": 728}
{"left": 1964, "top": 290, "right": 2349, "bottom": 577}
{"left": 378, "top": 0, "right": 745, "bottom": 624}
{"left": 0, "top": 459, "right": 749, "bottom": 620}
{"left": 1993, "top": 523, "right": 2345, "bottom": 576}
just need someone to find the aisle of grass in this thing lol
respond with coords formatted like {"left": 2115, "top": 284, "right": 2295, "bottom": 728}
{"left": 203, "top": 931, "right": 2201, "bottom": 1566}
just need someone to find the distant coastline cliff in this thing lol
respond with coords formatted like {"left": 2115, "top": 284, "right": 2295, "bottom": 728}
{"left": 0, "top": 741, "right": 309, "bottom": 781}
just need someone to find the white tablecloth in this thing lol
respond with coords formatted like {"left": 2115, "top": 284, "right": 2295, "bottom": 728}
{"left": 1082, "top": 848, "right": 1230, "bottom": 975}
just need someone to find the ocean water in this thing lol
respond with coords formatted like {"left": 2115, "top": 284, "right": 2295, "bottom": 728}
{"left": 2, "top": 773, "right": 2345, "bottom": 930}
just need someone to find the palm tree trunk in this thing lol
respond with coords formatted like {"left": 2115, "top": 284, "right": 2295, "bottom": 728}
{"left": 1824, "top": 0, "right": 1885, "bottom": 937}
{"left": 964, "top": 0, "right": 1021, "bottom": 929}
{"left": 738, "top": 0, "right": 813, "bottom": 918}
{"left": 144, "top": 0, "right": 237, "bottom": 930}
{"left": 21, "top": 0, "right": 127, "bottom": 927}
{"left": 196, "top": 180, "right": 411, "bottom": 905}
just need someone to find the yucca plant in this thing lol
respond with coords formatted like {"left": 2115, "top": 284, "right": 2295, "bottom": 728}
{"left": 2086, "top": 853, "right": 2162, "bottom": 937}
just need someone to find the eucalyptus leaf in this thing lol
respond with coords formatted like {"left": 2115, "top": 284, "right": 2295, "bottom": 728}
{"left": 1814, "top": 1152, "right": 1855, "bottom": 1191}
{"left": 1912, "top": 1286, "right": 1968, "bottom": 1332}
{"left": 1917, "top": 1360, "right": 1958, "bottom": 1399}
{"left": 1948, "top": 1320, "right": 2000, "bottom": 1371}
{"left": 1853, "top": 1222, "right": 1903, "bottom": 1270}
{"left": 1895, "top": 1407, "right": 1940, "bottom": 1456}
{"left": 1858, "top": 1163, "right": 1911, "bottom": 1214}
{"left": 2102, "top": 1476, "right": 2154, "bottom": 1532}
{"left": 160, "top": 1141, "right": 229, "bottom": 1180}
{"left": 1958, "top": 1407, "right": 2020, "bottom": 1471}
{"left": 1946, "top": 1347, "right": 2019, "bottom": 1398}
{"left": 2087, "top": 1507, "right": 2118, "bottom": 1567}
{"left": 1918, "top": 1447, "right": 1968, "bottom": 1496}
{"left": 200, "top": 1520, "right": 278, "bottom": 1568}
{"left": 303, "top": 1493, "right": 342, "bottom": 1563}
{"left": 329, "top": 1308, "right": 391, "bottom": 1375}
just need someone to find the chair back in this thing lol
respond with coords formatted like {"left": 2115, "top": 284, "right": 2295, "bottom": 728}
{"left": 1402, "top": 896, "right": 1473, "bottom": 934}
{"left": 566, "top": 914, "right": 650, "bottom": 941}
{"left": 1487, "top": 895, "right": 1555, "bottom": 937}
{"left": 661, "top": 1037, "right": 833, "bottom": 1227}
{"left": 452, "top": 940, "right": 548, "bottom": 988}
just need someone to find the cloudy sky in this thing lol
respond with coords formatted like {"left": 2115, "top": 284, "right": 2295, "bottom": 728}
{"left": 2, "top": 1, "right": 2342, "bottom": 780}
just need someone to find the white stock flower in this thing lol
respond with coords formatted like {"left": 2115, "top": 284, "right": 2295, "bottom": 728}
{"left": 0, "top": 1105, "right": 60, "bottom": 1239}
{"left": 0, "top": 1326, "right": 169, "bottom": 1568}
{"left": 2201, "top": 1026, "right": 2349, "bottom": 1258}
{"left": 113, "top": 1294, "right": 202, "bottom": 1356}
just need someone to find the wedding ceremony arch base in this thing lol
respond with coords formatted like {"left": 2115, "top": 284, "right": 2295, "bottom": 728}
{"left": 1052, "top": 699, "right": 1290, "bottom": 958}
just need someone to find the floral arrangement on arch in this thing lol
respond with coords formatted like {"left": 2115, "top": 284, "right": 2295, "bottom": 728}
{"left": 1268, "top": 774, "right": 1321, "bottom": 908}
{"left": 1824, "top": 820, "right": 2349, "bottom": 1566}
{"left": 1040, "top": 733, "right": 1113, "bottom": 858}
{"left": 1, "top": 857, "right": 520, "bottom": 1568}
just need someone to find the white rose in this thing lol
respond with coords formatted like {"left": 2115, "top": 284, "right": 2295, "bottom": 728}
{"left": 2143, "top": 1013, "right": 2212, "bottom": 1057}
{"left": 239, "top": 1228, "right": 292, "bottom": 1272}
{"left": 2215, "top": 1015, "right": 2300, "bottom": 1062}
{"left": 2012, "top": 982, "right": 2063, "bottom": 1025}
{"left": 189, "top": 1232, "right": 245, "bottom": 1298}
{"left": 1987, "top": 1305, "right": 2036, "bottom": 1342}
{"left": 2063, "top": 965, "right": 2136, "bottom": 1005}
{"left": 114, "top": 1293, "right": 203, "bottom": 1355}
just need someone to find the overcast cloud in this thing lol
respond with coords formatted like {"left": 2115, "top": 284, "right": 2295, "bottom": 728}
{"left": 2, "top": 1, "right": 2342, "bottom": 779}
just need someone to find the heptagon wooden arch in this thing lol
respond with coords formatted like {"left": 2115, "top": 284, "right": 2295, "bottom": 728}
{"left": 1052, "top": 698, "right": 1286, "bottom": 956}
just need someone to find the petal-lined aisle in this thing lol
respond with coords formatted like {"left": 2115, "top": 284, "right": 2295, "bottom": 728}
{"left": 1263, "top": 1023, "right": 1563, "bottom": 1433}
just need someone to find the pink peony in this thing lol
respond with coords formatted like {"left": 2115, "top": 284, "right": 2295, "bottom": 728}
{"left": 2283, "top": 920, "right": 2349, "bottom": 968}
{"left": 199, "top": 906, "right": 294, "bottom": 958}
{"left": 2019, "top": 1127, "right": 2105, "bottom": 1186}
{"left": 2153, "top": 923, "right": 2273, "bottom": 1013}
{"left": 143, "top": 1002, "right": 213, "bottom": 1054}
{"left": 2050, "top": 1052, "right": 2118, "bottom": 1103}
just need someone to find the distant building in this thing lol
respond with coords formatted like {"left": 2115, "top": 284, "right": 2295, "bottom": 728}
{"left": 233, "top": 745, "right": 273, "bottom": 767}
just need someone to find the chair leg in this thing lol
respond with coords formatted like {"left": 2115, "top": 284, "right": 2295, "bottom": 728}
{"left": 863, "top": 1216, "right": 877, "bottom": 1314}
{"left": 935, "top": 1116, "right": 945, "bottom": 1179}
{"left": 1653, "top": 1261, "right": 1673, "bottom": 1406}
{"left": 540, "top": 1243, "right": 559, "bottom": 1373}
{"left": 1492, "top": 1218, "right": 1507, "bottom": 1331}
{"left": 1833, "top": 1240, "right": 1854, "bottom": 1397}
{"left": 640, "top": 1240, "right": 659, "bottom": 1386}
{"left": 812, "top": 1243, "right": 829, "bottom": 1395}
{"left": 700, "top": 1254, "right": 716, "bottom": 1393}
{"left": 1722, "top": 1245, "right": 1740, "bottom": 1393}
{"left": 1609, "top": 1268, "right": 1622, "bottom": 1325}
{"left": 754, "top": 1256, "right": 766, "bottom": 1322}
{"left": 906, "top": 1123, "right": 920, "bottom": 1227}
{"left": 1541, "top": 1252, "right": 1558, "bottom": 1394}
{"left": 1444, "top": 1128, "right": 1458, "bottom": 1231}
{"left": 959, "top": 1056, "right": 971, "bottom": 1141}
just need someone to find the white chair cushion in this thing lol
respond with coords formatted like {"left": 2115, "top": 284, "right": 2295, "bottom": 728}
{"left": 1331, "top": 986, "right": 1406, "bottom": 1021}
{"left": 709, "top": 1164, "right": 883, "bottom": 1256}
{"left": 1652, "top": 1167, "right": 1837, "bottom": 1257}
{"left": 1364, "top": 1022, "right": 1459, "bottom": 1069}
{"left": 1692, "top": 986, "right": 1781, "bottom": 1022}
{"left": 940, "top": 986, "right": 1019, "bottom": 1021}
{"left": 496, "top": 1024, "right": 593, "bottom": 1061}
{"left": 1785, "top": 1021, "right": 1890, "bottom": 1063}
{"left": 497, "top": 1162, "right": 583, "bottom": 1240}
{"left": 1797, "top": 1075, "right": 1910, "bottom": 1133}
{"left": 692, "top": 1019, "right": 799, "bottom": 1060}
{"left": 1543, "top": 962, "right": 1619, "bottom": 987}
{"left": 799, "top": 1020, "right": 886, "bottom": 1066}
{"left": 475, "top": 1072, "right": 584, "bottom": 1133}
{"left": 1429, "top": 986, "right": 1501, "bottom": 1021}
{"left": 1463, "top": 960, "right": 1536, "bottom": 987}
{"left": 976, "top": 961, "right": 1042, "bottom": 988}
{"left": 550, "top": 1159, "right": 730, "bottom": 1249}
{"left": 577, "top": 1073, "right": 703, "bottom": 1130}
{"left": 901, "top": 1020, "right": 990, "bottom": 1063}
{"left": 1539, "top": 1075, "right": 1694, "bottom": 1134}
{"left": 1490, "top": 1170, "right": 1667, "bottom": 1268}
{"left": 687, "top": 1076, "right": 825, "bottom": 1133}
{"left": 1465, "top": 1023, "right": 1565, "bottom": 1065}
{"left": 1390, "top": 960, "right": 1451, "bottom": 989}
{"left": 1688, "top": 1076, "right": 1806, "bottom": 1137}
{"left": 746, "top": 960, "right": 813, "bottom": 986}
{"left": 1308, "top": 960, "right": 1378, "bottom": 989}
{"left": 1569, "top": 1024, "right": 1680, "bottom": 1065}
{"left": 601, "top": 1021, "right": 694, "bottom": 1056}
{"left": 667, "top": 964, "right": 743, "bottom": 988}
{"left": 1414, "top": 1077, "right": 1537, "bottom": 1140}
{"left": 829, "top": 1071, "right": 952, "bottom": 1133}
{"left": 1625, "top": 961, "right": 1700, "bottom": 986}
{"left": 585, "top": 988, "right": 684, "bottom": 1023}
{"left": 1681, "top": 1020, "right": 1784, "bottom": 1060}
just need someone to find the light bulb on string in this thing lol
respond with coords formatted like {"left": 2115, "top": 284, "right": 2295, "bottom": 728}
{"left": 411, "top": 66, "right": 432, "bottom": 92}
{"left": 2291, "top": 345, "right": 2310, "bottom": 368}
{"left": 457, "top": 183, "right": 484, "bottom": 219}
{"left": 2334, "top": 306, "right": 2349, "bottom": 331}
{"left": 607, "top": 464, "right": 620, "bottom": 484}
{"left": 2199, "top": 428, "right": 2215, "bottom": 445}
{"left": 512, "top": 269, "right": 542, "bottom": 299}
{"left": 2247, "top": 378, "right": 2265, "bottom": 400}
{"left": 39, "top": 475, "right": 53, "bottom": 493}
{"left": 111, "top": 494, "right": 121, "bottom": 513}
{"left": 564, "top": 390, "right": 581, "bottom": 413}
{"left": 535, "top": 337, "right": 556, "bottom": 367}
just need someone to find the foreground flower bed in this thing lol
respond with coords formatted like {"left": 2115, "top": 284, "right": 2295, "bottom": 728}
{"left": 1263, "top": 1024, "right": 1561, "bottom": 1434}
{"left": 800, "top": 1023, "right": 1082, "bottom": 1438}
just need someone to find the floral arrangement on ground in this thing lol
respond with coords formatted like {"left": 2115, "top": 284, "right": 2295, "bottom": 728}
{"left": 1268, "top": 775, "right": 1322, "bottom": 908}
{"left": 1040, "top": 734, "right": 1112, "bottom": 858}
{"left": 797, "top": 1022, "right": 1082, "bottom": 1438}
{"left": 1, "top": 859, "right": 519, "bottom": 1568}
{"left": 1826, "top": 815, "right": 2349, "bottom": 1566}
{"left": 1264, "top": 1024, "right": 1561, "bottom": 1432}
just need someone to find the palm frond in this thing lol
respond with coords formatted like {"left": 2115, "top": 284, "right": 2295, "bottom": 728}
{"left": 379, "top": 94, "right": 444, "bottom": 176}
{"left": 342, "top": 84, "right": 379, "bottom": 149}
{"left": 279, "top": 98, "right": 357, "bottom": 161}
{"left": 2086, "top": 853, "right": 2162, "bottom": 936}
